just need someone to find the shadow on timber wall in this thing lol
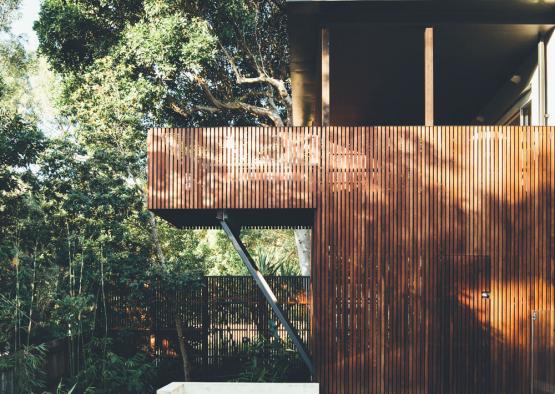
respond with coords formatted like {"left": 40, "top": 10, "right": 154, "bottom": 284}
{"left": 312, "top": 127, "right": 554, "bottom": 394}
{"left": 148, "top": 126, "right": 555, "bottom": 393}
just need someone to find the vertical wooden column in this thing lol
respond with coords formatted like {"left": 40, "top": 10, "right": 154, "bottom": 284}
{"left": 321, "top": 26, "right": 330, "bottom": 126}
{"left": 425, "top": 27, "right": 434, "bottom": 126}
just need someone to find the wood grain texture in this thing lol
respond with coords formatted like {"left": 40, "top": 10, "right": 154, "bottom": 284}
{"left": 148, "top": 126, "right": 555, "bottom": 393}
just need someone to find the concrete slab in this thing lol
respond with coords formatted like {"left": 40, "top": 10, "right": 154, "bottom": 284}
{"left": 157, "top": 382, "right": 319, "bottom": 394}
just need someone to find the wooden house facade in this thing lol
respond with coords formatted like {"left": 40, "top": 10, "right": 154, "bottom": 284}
{"left": 149, "top": 2, "right": 555, "bottom": 393}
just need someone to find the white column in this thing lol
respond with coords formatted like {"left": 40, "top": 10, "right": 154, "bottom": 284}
{"left": 425, "top": 27, "right": 434, "bottom": 126}
{"left": 538, "top": 38, "right": 547, "bottom": 126}
{"left": 546, "top": 31, "right": 555, "bottom": 126}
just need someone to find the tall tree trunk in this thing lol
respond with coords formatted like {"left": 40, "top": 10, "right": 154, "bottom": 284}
{"left": 148, "top": 211, "right": 166, "bottom": 266}
{"left": 27, "top": 246, "right": 37, "bottom": 346}
{"left": 147, "top": 208, "right": 192, "bottom": 381}
{"left": 294, "top": 229, "right": 311, "bottom": 276}
{"left": 175, "top": 314, "right": 191, "bottom": 381}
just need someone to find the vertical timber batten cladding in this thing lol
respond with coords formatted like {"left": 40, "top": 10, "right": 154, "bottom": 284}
{"left": 148, "top": 126, "right": 555, "bottom": 394}
{"left": 148, "top": 127, "right": 320, "bottom": 212}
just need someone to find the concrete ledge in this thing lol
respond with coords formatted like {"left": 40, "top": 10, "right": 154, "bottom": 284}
{"left": 157, "top": 382, "right": 185, "bottom": 394}
{"left": 157, "top": 382, "right": 319, "bottom": 394}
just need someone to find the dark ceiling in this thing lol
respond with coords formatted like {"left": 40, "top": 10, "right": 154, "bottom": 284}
{"left": 287, "top": 1, "right": 555, "bottom": 25}
{"left": 435, "top": 24, "right": 543, "bottom": 124}
{"left": 330, "top": 24, "right": 549, "bottom": 125}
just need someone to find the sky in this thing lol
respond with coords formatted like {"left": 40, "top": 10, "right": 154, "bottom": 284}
{"left": 10, "top": 0, "right": 40, "bottom": 51}
{"left": 7, "top": 0, "right": 61, "bottom": 136}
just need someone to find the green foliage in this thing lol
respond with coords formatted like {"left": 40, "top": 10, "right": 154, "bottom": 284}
{"left": 0, "top": 343, "right": 47, "bottom": 393}
{"left": 0, "top": 29, "right": 56, "bottom": 126}
{"left": 52, "top": 381, "right": 77, "bottom": 394}
{"left": 101, "top": 351, "right": 157, "bottom": 393}
{"left": 236, "top": 321, "right": 298, "bottom": 382}
{"left": 0, "top": 110, "right": 47, "bottom": 348}
{"left": 0, "top": 38, "right": 31, "bottom": 112}
{"left": 73, "top": 338, "right": 157, "bottom": 393}
{"left": 0, "top": 0, "right": 20, "bottom": 31}
{"left": 125, "top": 3, "right": 217, "bottom": 77}
{"left": 35, "top": 0, "right": 143, "bottom": 73}
{"left": 0, "top": 111, "right": 44, "bottom": 195}
{"left": 0, "top": 0, "right": 303, "bottom": 389}
{"left": 36, "top": 0, "right": 289, "bottom": 127}
{"left": 208, "top": 229, "right": 299, "bottom": 276}
{"left": 150, "top": 222, "right": 208, "bottom": 284}
{"left": 255, "top": 247, "right": 300, "bottom": 276}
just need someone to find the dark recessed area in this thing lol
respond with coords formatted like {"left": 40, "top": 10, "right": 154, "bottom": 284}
{"left": 154, "top": 208, "right": 315, "bottom": 229}
{"left": 331, "top": 25, "right": 424, "bottom": 126}
{"left": 329, "top": 24, "right": 547, "bottom": 126}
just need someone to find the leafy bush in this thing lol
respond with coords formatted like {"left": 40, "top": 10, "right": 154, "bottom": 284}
{"left": 255, "top": 247, "right": 301, "bottom": 276}
{"left": 236, "top": 321, "right": 300, "bottom": 382}
{"left": 72, "top": 337, "right": 157, "bottom": 394}
{"left": 0, "top": 343, "right": 47, "bottom": 393}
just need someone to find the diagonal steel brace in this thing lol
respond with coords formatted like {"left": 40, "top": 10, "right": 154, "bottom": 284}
{"left": 217, "top": 210, "right": 315, "bottom": 376}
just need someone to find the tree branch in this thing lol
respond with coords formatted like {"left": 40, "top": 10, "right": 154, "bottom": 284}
{"left": 169, "top": 77, "right": 284, "bottom": 127}
{"left": 169, "top": 101, "right": 219, "bottom": 118}
{"left": 219, "top": 43, "right": 292, "bottom": 110}
{"left": 203, "top": 19, "right": 291, "bottom": 126}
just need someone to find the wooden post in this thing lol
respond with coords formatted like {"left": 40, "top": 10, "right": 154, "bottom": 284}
{"left": 425, "top": 27, "right": 434, "bottom": 126}
{"left": 424, "top": 27, "right": 435, "bottom": 392}
{"left": 202, "top": 277, "right": 209, "bottom": 370}
{"left": 321, "top": 26, "right": 330, "bottom": 126}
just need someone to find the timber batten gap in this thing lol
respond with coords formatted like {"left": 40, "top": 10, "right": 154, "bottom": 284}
{"left": 148, "top": 126, "right": 555, "bottom": 394}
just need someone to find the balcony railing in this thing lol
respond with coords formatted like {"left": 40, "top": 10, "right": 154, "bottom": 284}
{"left": 148, "top": 125, "right": 554, "bottom": 212}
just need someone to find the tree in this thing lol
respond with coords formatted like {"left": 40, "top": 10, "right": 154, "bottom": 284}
{"left": 0, "top": 16, "right": 52, "bottom": 387}
{"left": 0, "top": 0, "right": 46, "bottom": 358}
{"left": 0, "top": 0, "right": 20, "bottom": 32}
{"left": 0, "top": 111, "right": 45, "bottom": 351}
{"left": 0, "top": 0, "right": 309, "bottom": 386}
{"left": 35, "top": 0, "right": 311, "bottom": 275}
{"left": 1, "top": 2, "right": 187, "bottom": 389}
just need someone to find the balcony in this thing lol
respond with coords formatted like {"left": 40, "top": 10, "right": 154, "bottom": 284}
{"left": 148, "top": 125, "right": 554, "bottom": 225}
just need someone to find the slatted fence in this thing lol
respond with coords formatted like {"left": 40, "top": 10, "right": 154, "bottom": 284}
{"left": 149, "top": 126, "right": 555, "bottom": 393}
{"left": 0, "top": 368, "right": 13, "bottom": 394}
{"left": 105, "top": 276, "right": 310, "bottom": 379}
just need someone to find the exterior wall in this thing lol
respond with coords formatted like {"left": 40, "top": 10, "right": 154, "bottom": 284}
{"left": 149, "top": 126, "right": 555, "bottom": 394}
{"left": 312, "top": 126, "right": 554, "bottom": 393}
{"left": 148, "top": 128, "right": 319, "bottom": 211}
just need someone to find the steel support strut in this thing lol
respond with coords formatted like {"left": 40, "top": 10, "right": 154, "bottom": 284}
{"left": 217, "top": 210, "right": 315, "bottom": 376}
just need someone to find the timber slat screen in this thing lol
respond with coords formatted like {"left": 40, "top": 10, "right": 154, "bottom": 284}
{"left": 105, "top": 276, "right": 310, "bottom": 377}
{"left": 148, "top": 127, "right": 555, "bottom": 394}
{"left": 148, "top": 127, "right": 319, "bottom": 211}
